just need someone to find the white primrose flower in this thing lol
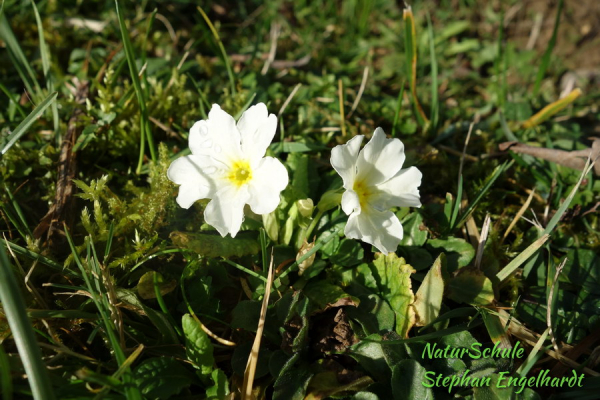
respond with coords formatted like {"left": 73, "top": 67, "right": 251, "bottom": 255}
{"left": 167, "top": 103, "right": 289, "bottom": 237}
{"left": 331, "top": 128, "right": 422, "bottom": 254}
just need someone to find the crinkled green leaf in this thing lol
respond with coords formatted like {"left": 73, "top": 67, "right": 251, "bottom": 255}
{"left": 273, "top": 353, "right": 313, "bottom": 400}
{"left": 391, "top": 359, "right": 432, "bottom": 400}
{"left": 170, "top": 231, "right": 259, "bottom": 257}
{"left": 369, "top": 253, "right": 415, "bottom": 337}
{"left": 182, "top": 314, "right": 214, "bottom": 377}
{"left": 205, "top": 368, "right": 230, "bottom": 399}
{"left": 134, "top": 357, "right": 193, "bottom": 399}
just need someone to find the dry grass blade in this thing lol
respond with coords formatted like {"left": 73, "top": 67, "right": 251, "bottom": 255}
{"left": 242, "top": 253, "right": 274, "bottom": 400}
{"left": 474, "top": 214, "right": 491, "bottom": 270}
{"left": 547, "top": 257, "right": 567, "bottom": 356}
{"left": 499, "top": 137, "right": 600, "bottom": 176}
{"left": 278, "top": 83, "right": 302, "bottom": 117}
{"left": 496, "top": 309, "right": 600, "bottom": 377}
{"left": 338, "top": 79, "right": 347, "bottom": 138}
{"left": 502, "top": 188, "right": 536, "bottom": 244}
{"left": 347, "top": 66, "right": 369, "bottom": 118}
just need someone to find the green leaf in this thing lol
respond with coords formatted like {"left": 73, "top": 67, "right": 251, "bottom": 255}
{"left": 134, "top": 357, "right": 193, "bottom": 399}
{"left": 170, "top": 231, "right": 260, "bottom": 258}
{"left": 448, "top": 268, "right": 494, "bottom": 305}
{"left": 1, "top": 91, "right": 58, "bottom": 156}
{"left": 182, "top": 314, "right": 214, "bottom": 377}
{"left": 562, "top": 249, "right": 600, "bottom": 295}
{"left": 398, "top": 212, "right": 428, "bottom": 246}
{"left": 346, "top": 293, "right": 395, "bottom": 335}
{"left": 205, "top": 369, "right": 230, "bottom": 399}
{"left": 428, "top": 236, "right": 474, "bottom": 271}
{"left": 348, "top": 334, "right": 391, "bottom": 382}
{"left": 231, "top": 341, "right": 272, "bottom": 378}
{"left": 303, "top": 280, "right": 360, "bottom": 310}
{"left": 413, "top": 254, "right": 446, "bottom": 326}
{"left": 329, "top": 239, "right": 364, "bottom": 267}
{"left": 231, "top": 300, "right": 261, "bottom": 332}
{"left": 391, "top": 360, "right": 432, "bottom": 400}
{"left": 273, "top": 353, "right": 313, "bottom": 400}
{"left": 370, "top": 253, "right": 415, "bottom": 338}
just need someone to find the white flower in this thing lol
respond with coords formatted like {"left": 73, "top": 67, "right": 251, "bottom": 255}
{"left": 167, "top": 103, "right": 289, "bottom": 237}
{"left": 331, "top": 128, "right": 422, "bottom": 254}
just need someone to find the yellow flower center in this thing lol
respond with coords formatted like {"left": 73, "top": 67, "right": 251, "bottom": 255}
{"left": 228, "top": 160, "right": 253, "bottom": 187}
{"left": 353, "top": 179, "right": 372, "bottom": 209}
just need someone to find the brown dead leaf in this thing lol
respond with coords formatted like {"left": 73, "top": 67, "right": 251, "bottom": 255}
{"left": 499, "top": 138, "right": 600, "bottom": 175}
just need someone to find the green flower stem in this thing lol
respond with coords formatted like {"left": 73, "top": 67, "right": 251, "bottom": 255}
{"left": 153, "top": 272, "right": 183, "bottom": 338}
{"left": 302, "top": 209, "right": 325, "bottom": 244}
{"left": 223, "top": 259, "right": 267, "bottom": 282}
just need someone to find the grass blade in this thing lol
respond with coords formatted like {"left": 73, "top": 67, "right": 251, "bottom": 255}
{"left": 496, "top": 234, "right": 549, "bottom": 283}
{"left": 448, "top": 174, "right": 463, "bottom": 231}
{"left": 1, "top": 91, "right": 57, "bottom": 156}
{"left": 494, "top": 8, "right": 506, "bottom": 110}
{"left": 2, "top": 184, "right": 32, "bottom": 238}
{"left": 533, "top": 0, "right": 563, "bottom": 96}
{"left": 0, "top": 13, "right": 42, "bottom": 97}
{"left": 115, "top": 0, "right": 156, "bottom": 172}
{"left": 0, "top": 242, "right": 56, "bottom": 400}
{"left": 390, "top": 82, "right": 405, "bottom": 138}
{"left": 31, "top": 0, "right": 59, "bottom": 132}
{"left": 198, "top": 5, "right": 236, "bottom": 95}
{"left": 64, "top": 230, "right": 142, "bottom": 400}
{"left": 543, "top": 157, "right": 595, "bottom": 236}
{"left": 427, "top": 13, "right": 438, "bottom": 132}
{"left": 403, "top": 5, "right": 428, "bottom": 126}
{"left": 454, "top": 160, "right": 512, "bottom": 229}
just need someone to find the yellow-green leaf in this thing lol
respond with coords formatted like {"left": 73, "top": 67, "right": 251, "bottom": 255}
{"left": 413, "top": 254, "right": 446, "bottom": 326}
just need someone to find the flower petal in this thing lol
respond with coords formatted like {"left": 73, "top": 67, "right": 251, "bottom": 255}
{"left": 246, "top": 157, "right": 289, "bottom": 214}
{"left": 356, "top": 127, "right": 406, "bottom": 185}
{"left": 238, "top": 103, "right": 278, "bottom": 163}
{"left": 375, "top": 166, "right": 422, "bottom": 208}
{"left": 345, "top": 207, "right": 404, "bottom": 254}
{"left": 341, "top": 189, "right": 360, "bottom": 215}
{"left": 331, "top": 134, "right": 363, "bottom": 189}
{"left": 204, "top": 185, "right": 250, "bottom": 237}
{"left": 167, "top": 155, "right": 217, "bottom": 208}
{"left": 189, "top": 104, "right": 242, "bottom": 164}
